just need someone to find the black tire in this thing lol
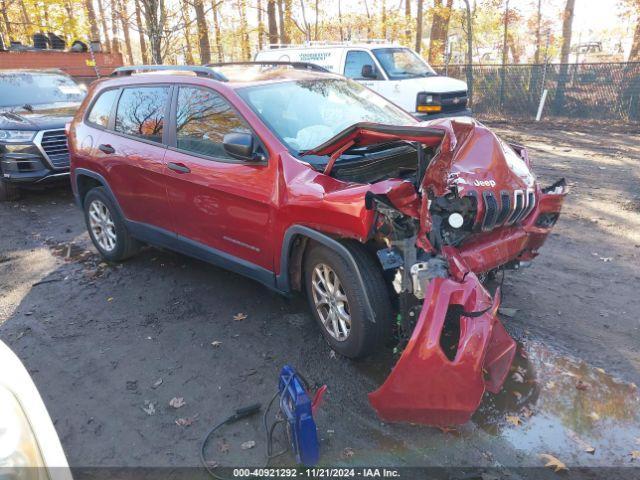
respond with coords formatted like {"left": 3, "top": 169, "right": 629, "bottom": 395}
{"left": 0, "top": 179, "right": 20, "bottom": 202}
{"left": 83, "top": 187, "right": 141, "bottom": 262}
{"left": 303, "top": 241, "right": 392, "bottom": 359}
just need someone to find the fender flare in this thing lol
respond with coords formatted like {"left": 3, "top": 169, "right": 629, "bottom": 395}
{"left": 73, "top": 168, "right": 125, "bottom": 219}
{"left": 276, "top": 225, "right": 377, "bottom": 322}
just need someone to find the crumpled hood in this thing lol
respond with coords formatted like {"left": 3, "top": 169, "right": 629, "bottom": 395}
{"left": 0, "top": 103, "right": 79, "bottom": 131}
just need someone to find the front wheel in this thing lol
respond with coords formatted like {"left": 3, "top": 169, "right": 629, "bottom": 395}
{"left": 304, "top": 242, "right": 392, "bottom": 359}
{"left": 83, "top": 187, "right": 141, "bottom": 262}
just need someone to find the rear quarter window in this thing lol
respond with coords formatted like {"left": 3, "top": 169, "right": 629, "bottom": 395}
{"left": 87, "top": 89, "right": 119, "bottom": 127}
{"left": 114, "top": 86, "right": 169, "bottom": 143}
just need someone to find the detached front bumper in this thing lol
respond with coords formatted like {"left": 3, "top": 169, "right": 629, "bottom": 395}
{"left": 369, "top": 272, "right": 516, "bottom": 426}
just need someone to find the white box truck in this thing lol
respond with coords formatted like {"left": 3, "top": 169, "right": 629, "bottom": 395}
{"left": 255, "top": 42, "right": 471, "bottom": 120}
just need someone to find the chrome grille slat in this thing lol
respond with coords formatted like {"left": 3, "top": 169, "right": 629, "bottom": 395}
{"left": 481, "top": 192, "right": 499, "bottom": 231}
{"left": 469, "top": 188, "right": 536, "bottom": 231}
{"left": 36, "top": 129, "right": 69, "bottom": 169}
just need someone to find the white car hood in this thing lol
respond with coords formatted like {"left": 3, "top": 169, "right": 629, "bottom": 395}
{"left": 397, "top": 75, "right": 467, "bottom": 93}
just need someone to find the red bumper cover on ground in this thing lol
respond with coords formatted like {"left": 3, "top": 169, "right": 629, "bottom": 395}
{"left": 369, "top": 273, "right": 516, "bottom": 425}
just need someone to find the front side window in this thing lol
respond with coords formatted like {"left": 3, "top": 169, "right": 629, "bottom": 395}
{"left": 343, "top": 51, "right": 378, "bottom": 80}
{"left": 372, "top": 48, "right": 436, "bottom": 80}
{"left": 114, "top": 86, "right": 169, "bottom": 143}
{"left": 237, "top": 79, "right": 416, "bottom": 152}
{"left": 87, "top": 89, "right": 118, "bottom": 127}
{"left": 175, "top": 86, "right": 250, "bottom": 160}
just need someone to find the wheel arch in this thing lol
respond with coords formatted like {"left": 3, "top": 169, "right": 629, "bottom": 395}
{"left": 74, "top": 168, "right": 124, "bottom": 218}
{"left": 276, "top": 225, "right": 377, "bottom": 322}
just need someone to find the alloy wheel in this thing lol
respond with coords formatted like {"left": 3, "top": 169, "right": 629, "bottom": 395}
{"left": 88, "top": 199, "right": 117, "bottom": 252}
{"left": 311, "top": 263, "right": 351, "bottom": 341}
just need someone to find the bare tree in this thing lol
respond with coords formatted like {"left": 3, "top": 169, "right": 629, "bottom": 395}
{"left": 139, "top": 0, "right": 168, "bottom": 63}
{"left": 85, "top": 0, "right": 101, "bottom": 41}
{"left": 180, "top": 0, "right": 195, "bottom": 64}
{"left": 257, "top": 0, "right": 265, "bottom": 49}
{"left": 404, "top": 0, "right": 411, "bottom": 42}
{"left": 533, "top": 0, "right": 542, "bottom": 63}
{"left": 1, "top": 0, "right": 12, "bottom": 44}
{"left": 110, "top": 0, "right": 121, "bottom": 54}
{"left": 118, "top": 0, "right": 134, "bottom": 63}
{"left": 554, "top": 0, "right": 575, "bottom": 112}
{"left": 462, "top": 0, "right": 473, "bottom": 104}
{"left": 96, "top": 0, "right": 111, "bottom": 51}
{"left": 267, "top": 0, "right": 278, "bottom": 44}
{"left": 338, "top": 0, "right": 344, "bottom": 41}
{"left": 211, "top": 0, "right": 223, "bottom": 61}
{"left": 415, "top": 0, "right": 423, "bottom": 53}
{"left": 193, "top": 0, "right": 211, "bottom": 64}
{"left": 238, "top": 0, "right": 250, "bottom": 60}
{"left": 129, "top": 0, "right": 148, "bottom": 63}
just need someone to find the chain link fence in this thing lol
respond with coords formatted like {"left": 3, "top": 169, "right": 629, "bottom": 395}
{"left": 435, "top": 62, "right": 640, "bottom": 123}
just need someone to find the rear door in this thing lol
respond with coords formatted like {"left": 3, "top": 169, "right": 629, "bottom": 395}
{"left": 163, "top": 85, "right": 275, "bottom": 270}
{"left": 95, "top": 85, "right": 173, "bottom": 231}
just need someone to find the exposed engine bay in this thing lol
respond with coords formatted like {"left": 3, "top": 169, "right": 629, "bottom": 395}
{"left": 304, "top": 118, "right": 568, "bottom": 425}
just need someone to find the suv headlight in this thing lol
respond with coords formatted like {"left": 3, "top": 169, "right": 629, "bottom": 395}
{"left": 0, "top": 385, "right": 46, "bottom": 471}
{"left": 0, "top": 130, "right": 37, "bottom": 143}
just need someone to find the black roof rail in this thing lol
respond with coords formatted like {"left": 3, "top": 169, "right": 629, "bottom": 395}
{"left": 206, "top": 61, "right": 331, "bottom": 74}
{"left": 111, "top": 65, "right": 228, "bottom": 81}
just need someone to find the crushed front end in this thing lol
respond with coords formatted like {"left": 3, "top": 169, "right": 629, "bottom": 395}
{"left": 306, "top": 119, "right": 567, "bottom": 425}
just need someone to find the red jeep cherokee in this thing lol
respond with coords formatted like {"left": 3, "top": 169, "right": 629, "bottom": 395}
{"left": 68, "top": 63, "right": 566, "bottom": 425}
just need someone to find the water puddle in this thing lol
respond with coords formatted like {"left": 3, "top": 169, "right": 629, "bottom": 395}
{"left": 474, "top": 340, "right": 640, "bottom": 465}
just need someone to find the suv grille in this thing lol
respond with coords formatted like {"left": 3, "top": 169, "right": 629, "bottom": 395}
{"left": 39, "top": 130, "right": 69, "bottom": 169}
{"left": 470, "top": 188, "right": 536, "bottom": 231}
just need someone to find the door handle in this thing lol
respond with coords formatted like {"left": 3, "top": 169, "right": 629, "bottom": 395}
{"left": 98, "top": 144, "right": 115, "bottom": 154}
{"left": 167, "top": 162, "right": 191, "bottom": 174}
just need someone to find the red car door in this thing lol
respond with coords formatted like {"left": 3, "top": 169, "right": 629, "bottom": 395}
{"left": 97, "top": 85, "right": 173, "bottom": 232}
{"left": 163, "top": 85, "right": 275, "bottom": 271}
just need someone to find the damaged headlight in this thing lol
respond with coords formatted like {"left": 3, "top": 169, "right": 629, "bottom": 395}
{"left": 0, "top": 385, "right": 47, "bottom": 474}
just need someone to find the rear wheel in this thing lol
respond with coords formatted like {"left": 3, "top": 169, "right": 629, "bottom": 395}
{"left": 304, "top": 242, "right": 392, "bottom": 358}
{"left": 84, "top": 187, "right": 141, "bottom": 262}
{"left": 0, "top": 179, "right": 20, "bottom": 202}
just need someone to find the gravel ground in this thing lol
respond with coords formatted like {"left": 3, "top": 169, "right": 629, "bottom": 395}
{"left": 0, "top": 121, "right": 639, "bottom": 478}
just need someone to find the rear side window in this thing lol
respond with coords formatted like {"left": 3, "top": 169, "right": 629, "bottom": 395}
{"left": 87, "top": 89, "right": 118, "bottom": 127}
{"left": 175, "top": 86, "right": 250, "bottom": 160}
{"left": 114, "top": 86, "right": 169, "bottom": 143}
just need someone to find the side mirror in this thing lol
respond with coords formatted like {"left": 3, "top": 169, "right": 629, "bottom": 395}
{"left": 361, "top": 64, "right": 378, "bottom": 79}
{"left": 223, "top": 132, "right": 261, "bottom": 161}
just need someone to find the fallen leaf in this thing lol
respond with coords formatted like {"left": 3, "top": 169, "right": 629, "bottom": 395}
{"left": 211, "top": 340, "right": 222, "bottom": 348}
{"left": 506, "top": 415, "right": 522, "bottom": 426}
{"left": 175, "top": 415, "right": 198, "bottom": 427}
{"left": 152, "top": 378, "right": 163, "bottom": 389}
{"left": 567, "top": 430, "right": 595, "bottom": 455}
{"left": 218, "top": 440, "right": 230, "bottom": 454}
{"left": 539, "top": 453, "right": 568, "bottom": 472}
{"left": 342, "top": 447, "right": 355, "bottom": 458}
{"left": 546, "top": 381, "right": 556, "bottom": 389}
{"left": 233, "top": 313, "right": 247, "bottom": 321}
{"left": 512, "top": 372, "right": 525, "bottom": 383}
{"left": 631, "top": 451, "right": 640, "bottom": 460}
{"left": 142, "top": 402, "right": 156, "bottom": 415}
{"left": 169, "top": 397, "right": 186, "bottom": 409}
{"left": 437, "top": 425, "right": 458, "bottom": 434}
{"left": 107, "top": 297, "right": 114, "bottom": 302}
{"left": 241, "top": 440, "right": 256, "bottom": 450}
{"left": 576, "top": 380, "right": 590, "bottom": 391}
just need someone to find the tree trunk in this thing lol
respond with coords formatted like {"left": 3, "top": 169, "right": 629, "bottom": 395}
{"left": 109, "top": 0, "right": 121, "bottom": 54}
{"left": 404, "top": 0, "right": 411, "bottom": 42}
{"left": 193, "top": 0, "right": 211, "bottom": 64}
{"left": 180, "top": 0, "right": 195, "bottom": 64}
{"left": 533, "top": 0, "right": 541, "bottom": 63}
{"left": 238, "top": 0, "right": 250, "bottom": 60}
{"left": 463, "top": 0, "right": 473, "bottom": 105}
{"left": 257, "top": 0, "right": 264, "bottom": 50}
{"left": 428, "top": 0, "right": 452, "bottom": 64}
{"left": 381, "top": 0, "right": 386, "bottom": 39}
{"left": 140, "top": 0, "right": 165, "bottom": 63}
{"left": 284, "top": 0, "right": 293, "bottom": 42}
{"left": 19, "top": 0, "right": 31, "bottom": 39}
{"left": 134, "top": 0, "right": 149, "bottom": 63}
{"left": 267, "top": 0, "right": 278, "bottom": 45}
{"left": 118, "top": 0, "right": 134, "bottom": 63}
{"left": 314, "top": 0, "right": 319, "bottom": 41}
{"left": 1, "top": 0, "right": 12, "bottom": 44}
{"left": 628, "top": 14, "right": 640, "bottom": 62}
{"left": 554, "top": 0, "right": 575, "bottom": 113}
{"left": 84, "top": 0, "right": 100, "bottom": 42}
{"left": 211, "top": 0, "right": 223, "bottom": 61}
{"left": 338, "top": 0, "right": 344, "bottom": 41}
{"left": 96, "top": 0, "right": 111, "bottom": 51}
{"left": 277, "top": 0, "right": 289, "bottom": 43}
{"left": 415, "top": 0, "right": 423, "bottom": 53}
